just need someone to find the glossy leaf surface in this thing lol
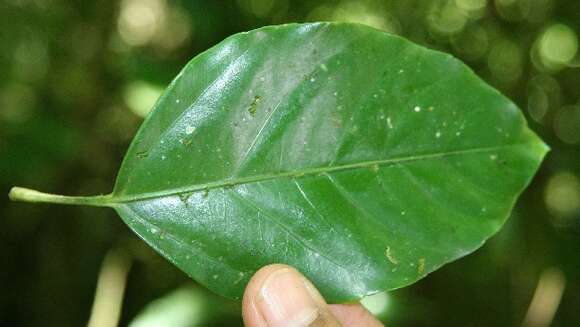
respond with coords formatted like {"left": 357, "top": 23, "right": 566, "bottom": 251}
{"left": 10, "top": 22, "right": 548, "bottom": 302}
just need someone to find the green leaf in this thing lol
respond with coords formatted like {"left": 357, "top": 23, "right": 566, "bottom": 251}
{"left": 128, "top": 286, "right": 241, "bottom": 327}
{"left": 9, "top": 22, "right": 548, "bottom": 302}
{"left": 129, "top": 287, "right": 206, "bottom": 327}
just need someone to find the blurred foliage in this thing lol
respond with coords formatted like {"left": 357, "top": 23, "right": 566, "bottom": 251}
{"left": 0, "top": 0, "right": 579, "bottom": 326}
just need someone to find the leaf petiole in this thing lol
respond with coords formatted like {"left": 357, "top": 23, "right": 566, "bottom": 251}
{"left": 8, "top": 187, "right": 112, "bottom": 207}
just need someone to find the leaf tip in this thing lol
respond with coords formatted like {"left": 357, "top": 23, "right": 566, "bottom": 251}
{"left": 535, "top": 139, "right": 551, "bottom": 162}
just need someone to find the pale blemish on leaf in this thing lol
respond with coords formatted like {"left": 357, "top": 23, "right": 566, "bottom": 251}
{"left": 185, "top": 125, "right": 196, "bottom": 135}
{"left": 179, "top": 138, "right": 192, "bottom": 146}
{"left": 248, "top": 95, "right": 261, "bottom": 116}
{"left": 234, "top": 272, "right": 246, "bottom": 284}
{"left": 418, "top": 258, "right": 425, "bottom": 275}
{"left": 385, "top": 246, "right": 398, "bottom": 265}
{"left": 178, "top": 192, "right": 192, "bottom": 204}
{"left": 136, "top": 151, "right": 149, "bottom": 159}
{"left": 387, "top": 117, "right": 393, "bottom": 129}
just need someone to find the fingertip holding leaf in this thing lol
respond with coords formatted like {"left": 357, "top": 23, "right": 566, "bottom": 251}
{"left": 9, "top": 23, "right": 548, "bottom": 302}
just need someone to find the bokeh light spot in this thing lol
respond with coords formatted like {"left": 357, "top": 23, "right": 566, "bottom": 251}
{"left": 545, "top": 171, "right": 580, "bottom": 223}
{"left": 331, "top": 2, "right": 397, "bottom": 33}
{"left": 361, "top": 291, "right": 390, "bottom": 316}
{"left": 487, "top": 38, "right": 523, "bottom": 83}
{"left": 456, "top": 0, "right": 487, "bottom": 11}
{"left": 455, "top": 0, "right": 487, "bottom": 18}
{"left": 237, "top": 0, "right": 276, "bottom": 17}
{"left": 118, "top": 0, "right": 166, "bottom": 47}
{"left": 494, "top": 0, "right": 532, "bottom": 22}
{"left": 526, "top": 74, "right": 560, "bottom": 123}
{"left": 154, "top": 7, "right": 193, "bottom": 51}
{"left": 427, "top": 0, "right": 468, "bottom": 35}
{"left": 538, "top": 23, "right": 578, "bottom": 68}
{"left": 123, "top": 81, "right": 164, "bottom": 118}
{"left": 553, "top": 105, "right": 580, "bottom": 144}
{"left": 451, "top": 24, "right": 489, "bottom": 61}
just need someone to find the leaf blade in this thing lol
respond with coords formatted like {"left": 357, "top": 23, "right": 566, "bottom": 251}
{"left": 109, "top": 22, "right": 548, "bottom": 302}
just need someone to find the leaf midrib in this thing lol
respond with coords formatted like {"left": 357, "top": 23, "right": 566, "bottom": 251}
{"left": 110, "top": 143, "right": 525, "bottom": 204}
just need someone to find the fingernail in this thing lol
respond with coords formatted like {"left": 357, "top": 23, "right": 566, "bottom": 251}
{"left": 256, "top": 268, "right": 325, "bottom": 327}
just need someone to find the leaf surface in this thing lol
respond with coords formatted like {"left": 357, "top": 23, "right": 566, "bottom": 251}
{"left": 10, "top": 22, "right": 548, "bottom": 302}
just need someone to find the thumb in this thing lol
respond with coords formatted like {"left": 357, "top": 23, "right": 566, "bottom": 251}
{"left": 242, "top": 264, "right": 343, "bottom": 327}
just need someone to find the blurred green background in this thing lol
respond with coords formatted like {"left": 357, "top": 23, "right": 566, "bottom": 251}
{"left": 1, "top": 0, "right": 579, "bottom": 326}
